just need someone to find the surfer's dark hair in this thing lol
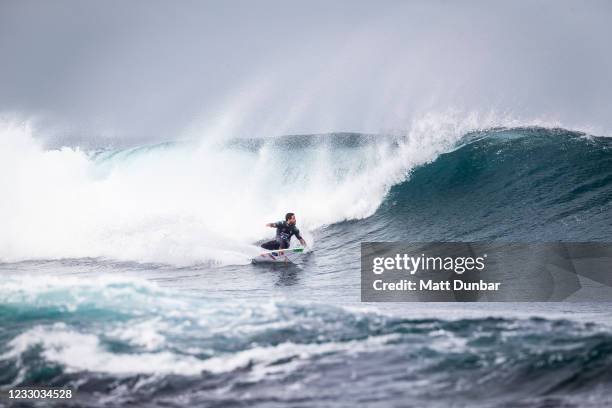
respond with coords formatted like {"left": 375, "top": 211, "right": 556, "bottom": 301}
{"left": 285, "top": 212, "right": 295, "bottom": 221}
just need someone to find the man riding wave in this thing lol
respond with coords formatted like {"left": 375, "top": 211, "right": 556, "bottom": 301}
{"left": 262, "top": 212, "right": 307, "bottom": 250}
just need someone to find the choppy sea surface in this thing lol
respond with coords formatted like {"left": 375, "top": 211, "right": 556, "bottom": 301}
{"left": 2, "top": 127, "right": 612, "bottom": 407}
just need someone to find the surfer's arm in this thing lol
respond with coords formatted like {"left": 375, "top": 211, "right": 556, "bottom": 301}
{"left": 294, "top": 229, "right": 307, "bottom": 247}
{"left": 266, "top": 223, "right": 277, "bottom": 228}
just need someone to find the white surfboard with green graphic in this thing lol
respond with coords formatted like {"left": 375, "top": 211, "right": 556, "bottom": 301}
{"left": 252, "top": 247, "right": 305, "bottom": 264}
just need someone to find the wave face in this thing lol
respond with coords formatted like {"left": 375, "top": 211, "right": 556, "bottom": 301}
{"left": 3, "top": 121, "right": 612, "bottom": 266}
{"left": 2, "top": 275, "right": 612, "bottom": 407}
{"left": 359, "top": 127, "right": 612, "bottom": 242}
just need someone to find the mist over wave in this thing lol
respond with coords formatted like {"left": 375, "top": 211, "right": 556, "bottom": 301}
{"left": 3, "top": 1, "right": 612, "bottom": 144}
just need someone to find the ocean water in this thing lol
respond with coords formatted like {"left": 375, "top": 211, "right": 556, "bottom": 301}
{"left": 2, "top": 124, "right": 612, "bottom": 407}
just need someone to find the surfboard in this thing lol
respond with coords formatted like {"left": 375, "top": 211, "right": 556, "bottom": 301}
{"left": 252, "top": 247, "right": 305, "bottom": 264}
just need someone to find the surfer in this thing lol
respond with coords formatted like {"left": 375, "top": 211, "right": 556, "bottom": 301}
{"left": 262, "top": 212, "right": 307, "bottom": 250}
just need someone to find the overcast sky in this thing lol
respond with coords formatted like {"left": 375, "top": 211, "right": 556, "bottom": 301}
{"left": 1, "top": 0, "right": 611, "bottom": 146}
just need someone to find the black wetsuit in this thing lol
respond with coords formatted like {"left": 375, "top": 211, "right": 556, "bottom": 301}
{"left": 262, "top": 221, "right": 303, "bottom": 250}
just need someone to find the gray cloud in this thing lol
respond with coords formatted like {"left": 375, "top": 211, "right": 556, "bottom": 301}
{"left": 1, "top": 0, "right": 611, "bottom": 147}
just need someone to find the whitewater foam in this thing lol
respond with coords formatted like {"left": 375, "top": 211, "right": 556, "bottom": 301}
{"left": 4, "top": 324, "right": 210, "bottom": 376}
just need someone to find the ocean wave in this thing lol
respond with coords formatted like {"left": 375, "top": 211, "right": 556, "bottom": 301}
{"left": 1, "top": 119, "right": 611, "bottom": 265}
